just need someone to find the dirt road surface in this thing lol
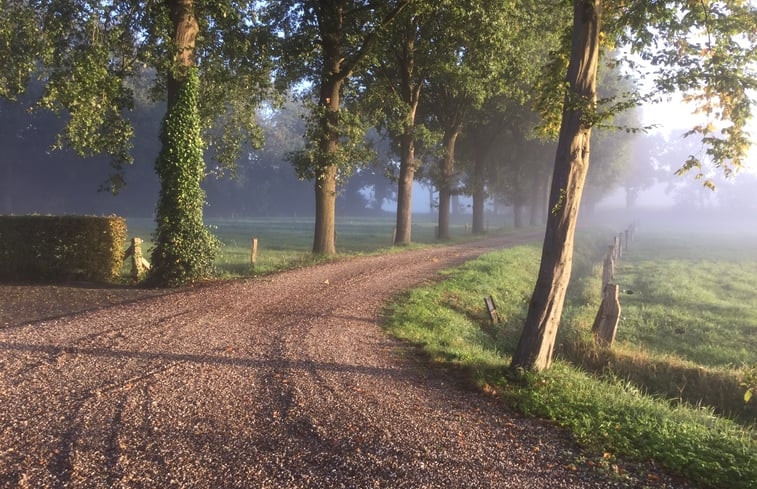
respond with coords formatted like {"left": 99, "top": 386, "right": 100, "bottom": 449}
{"left": 0, "top": 233, "right": 692, "bottom": 488}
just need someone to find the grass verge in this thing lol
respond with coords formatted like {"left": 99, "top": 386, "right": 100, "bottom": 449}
{"left": 383, "top": 242, "right": 757, "bottom": 489}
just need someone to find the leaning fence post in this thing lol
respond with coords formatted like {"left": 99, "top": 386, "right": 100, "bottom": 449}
{"left": 616, "top": 233, "right": 624, "bottom": 259}
{"left": 602, "top": 247, "right": 615, "bottom": 290}
{"left": 592, "top": 283, "right": 621, "bottom": 347}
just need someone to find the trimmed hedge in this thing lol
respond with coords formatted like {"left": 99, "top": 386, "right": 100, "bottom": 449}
{"left": 0, "top": 215, "right": 127, "bottom": 283}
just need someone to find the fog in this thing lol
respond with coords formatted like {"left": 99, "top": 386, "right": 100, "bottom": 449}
{"left": 1, "top": 93, "right": 755, "bottom": 237}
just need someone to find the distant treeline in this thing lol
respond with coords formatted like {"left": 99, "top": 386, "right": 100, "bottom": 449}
{"left": 0, "top": 94, "right": 397, "bottom": 218}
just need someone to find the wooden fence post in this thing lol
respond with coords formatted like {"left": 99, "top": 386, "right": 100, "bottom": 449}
{"left": 251, "top": 237, "right": 258, "bottom": 266}
{"left": 624, "top": 229, "right": 630, "bottom": 251}
{"left": 602, "top": 247, "right": 615, "bottom": 290}
{"left": 616, "top": 233, "right": 624, "bottom": 259}
{"left": 592, "top": 284, "right": 621, "bottom": 347}
{"left": 124, "top": 237, "right": 150, "bottom": 282}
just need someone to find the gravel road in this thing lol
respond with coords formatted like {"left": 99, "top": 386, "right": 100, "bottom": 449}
{"left": 0, "top": 233, "right": 694, "bottom": 488}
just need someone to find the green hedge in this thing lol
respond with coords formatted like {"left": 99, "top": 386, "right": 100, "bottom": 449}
{"left": 0, "top": 215, "right": 127, "bottom": 283}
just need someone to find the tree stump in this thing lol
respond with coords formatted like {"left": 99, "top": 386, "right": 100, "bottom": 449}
{"left": 592, "top": 283, "right": 621, "bottom": 347}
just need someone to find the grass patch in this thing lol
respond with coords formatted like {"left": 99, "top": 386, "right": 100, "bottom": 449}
{"left": 613, "top": 233, "right": 757, "bottom": 368}
{"left": 383, "top": 238, "right": 757, "bottom": 489}
{"left": 121, "top": 215, "right": 502, "bottom": 281}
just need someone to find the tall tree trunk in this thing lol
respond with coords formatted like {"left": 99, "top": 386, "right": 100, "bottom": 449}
{"left": 394, "top": 26, "right": 421, "bottom": 246}
{"left": 528, "top": 172, "right": 544, "bottom": 226}
{"left": 313, "top": 164, "right": 338, "bottom": 254}
{"left": 311, "top": 2, "right": 345, "bottom": 255}
{"left": 438, "top": 187, "right": 451, "bottom": 240}
{"left": 395, "top": 130, "right": 416, "bottom": 245}
{"left": 437, "top": 127, "right": 459, "bottom": 241}
{"left": 472, "top": 190, "right": 485, "bottom": 233}
{"left": 513, "top": 201, "right": 524, "bottom": 228}
{"left": 471, "top": 154, "right": 486, "bottom": 234}
{"left": 313, "top": 76, "right": 341, "bottom": 255}
{"left": 428, "top": 184, "right": 435, "bottom": 215}
{"left": 511, "top": 0, "right": 601, "bottom": 372}
{"left": 150, "top": 0, "right": 218, "bottom": 286}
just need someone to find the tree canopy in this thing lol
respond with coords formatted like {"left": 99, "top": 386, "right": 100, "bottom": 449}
{"left": 1, "top": 0, "right": 754, "bottom": 292}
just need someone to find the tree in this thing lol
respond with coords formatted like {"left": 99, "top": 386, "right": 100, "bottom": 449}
{"left": 0, "top": 1, "right": 42, "bottom": 101}
{"left": 267, "top": 1, "right": 408, "bottom": 254}
{"left": 1, "top": 1, "right": 273, "bottom": 285}
{"left": 458, "top": 97, "right": 556, "bottom": 232}
{"left": 511, "top": 0, "right": 756, "bottom": 371}
{"left": 421, "top": 0, "right": 568, "bottom": 240}
{"left": 360, "top": 3, "right": 436, "bottom": 245}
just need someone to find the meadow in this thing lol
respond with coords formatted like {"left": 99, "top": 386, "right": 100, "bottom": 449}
{"left": 123, "top": 215, "right": 490, "bottom": 278}
{"left": 383, "top": 227, "right": 757, "bottom": 488}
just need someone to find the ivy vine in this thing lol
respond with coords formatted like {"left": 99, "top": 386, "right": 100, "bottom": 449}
{"left": 148, "top": 68, "right": 219, "bottom": 287}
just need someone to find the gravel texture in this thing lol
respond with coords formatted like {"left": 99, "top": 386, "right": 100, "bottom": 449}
{"left": 0, "top": 233, "right": 695, "bottom": 488}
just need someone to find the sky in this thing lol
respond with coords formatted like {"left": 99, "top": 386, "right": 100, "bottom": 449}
{"left": 641, "top": 95, "right": 757, "bottom": 174}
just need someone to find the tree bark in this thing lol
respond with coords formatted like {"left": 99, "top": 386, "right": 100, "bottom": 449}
{"left": 166, "top": 0, "right": 198, "bottom": 108}
{"left": 313, "top": 75, "right": 341, "bottom": 255}
{"left": 395, "top": 130, "right": 416, "bottom": 245}
{"left": 312, "top": 5, "right": 344, "bottom": 255}
{"left": 471, "top": 154, "right": 486, "bottom": 234}
{"left": 510, "top": 0, "right": 601, "bottom": 372}
{"left": 529, "top": 172, "right": 545, "bottom": 226}
{"left": 437, "top": 127, "right": 459, "bottom": 241}
{"left": 394, "top": 29, "right": 421, "bottom": 246}
{"left": 513, "top": 201, "right": 524, "bottom": 228}
{"left": 313, "top": 164, "right": 338, "bottom": 254}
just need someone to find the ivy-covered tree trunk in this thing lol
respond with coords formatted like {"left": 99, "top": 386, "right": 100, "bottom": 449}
{"left": 437, "top": 127, "right": 459, "bottom": 241}
{"left": 510, "top": 0, "right": 601, "bottom": 371}
{"left": 149, "top": 0, "right": 218, "bottom": 286}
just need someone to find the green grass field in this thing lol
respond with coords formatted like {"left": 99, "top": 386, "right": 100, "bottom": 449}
{"left": 123, "top": 215, "right": 503, "bottom": 278}
{"left": 383, "top": 228, "right": 757, "bottom": 489}
{"left": 614, "top": 233, "right": 757, "bottom": 368}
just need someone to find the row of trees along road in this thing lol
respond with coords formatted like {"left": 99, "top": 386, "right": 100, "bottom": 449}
{"left": 1, "top": 0, "right": 755, "bottom": 371}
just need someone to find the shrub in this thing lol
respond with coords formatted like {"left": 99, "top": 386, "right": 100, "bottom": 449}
{"left": 0, "top": 215, "right": 126, "bottom": 282}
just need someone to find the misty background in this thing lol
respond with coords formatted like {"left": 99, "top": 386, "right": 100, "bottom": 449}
{"left": 2, "top": 82, "right": 756, "bottom": 228}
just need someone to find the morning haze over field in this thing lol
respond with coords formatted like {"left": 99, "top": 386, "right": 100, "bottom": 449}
{"left": 1, "top": 1, "right": 755, "bottom": 487}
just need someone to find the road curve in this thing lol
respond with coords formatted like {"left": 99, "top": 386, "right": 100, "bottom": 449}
{"left": 0, "top": 232, "right": 688, "bottom": 488}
